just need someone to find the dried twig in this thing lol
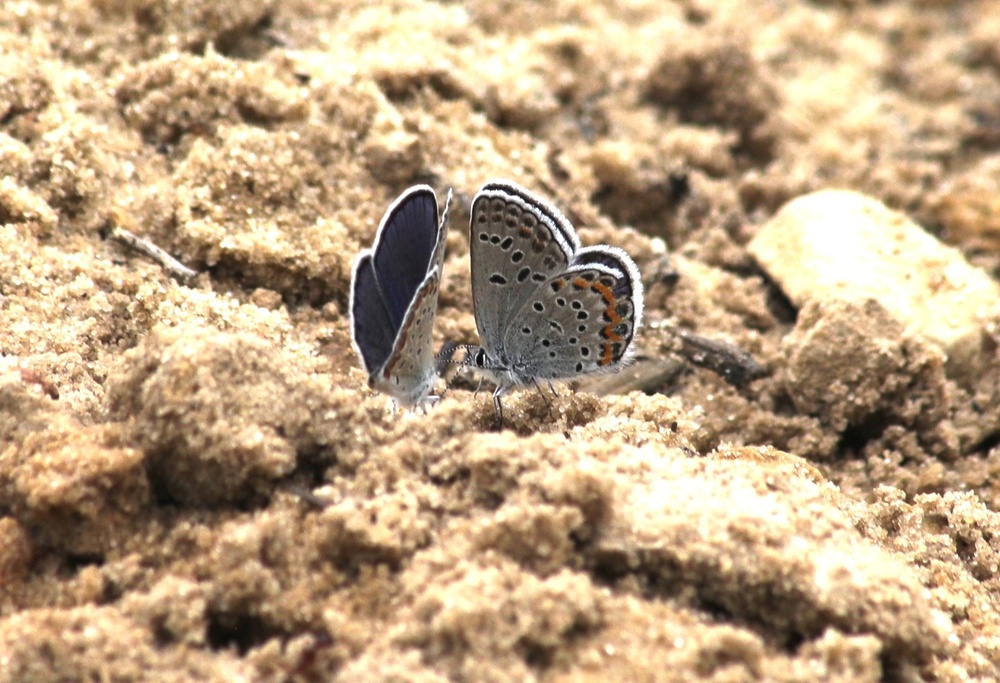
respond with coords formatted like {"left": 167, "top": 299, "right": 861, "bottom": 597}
{"left": 284, "top": 484, "right": 334, "bottom": 509}
{"left": 654, "top": 322, "right": 768, "bottom": 388}
{"left": 108, "top": 226, "right": 198, "bottom": 283}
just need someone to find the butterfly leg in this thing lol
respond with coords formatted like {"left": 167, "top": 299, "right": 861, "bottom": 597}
{"left": 532, "top": 378, "right": 555, "bottom": 420}
{"left": 492, "top": 386, "right": 505, "bottom": 429}
{"left": 418, "top": 394, "right": 441, "bottom": 414}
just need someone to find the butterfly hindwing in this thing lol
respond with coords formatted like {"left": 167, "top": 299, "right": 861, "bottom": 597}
{"left": 500, "top": 246, "right": 642, "bottom": 379}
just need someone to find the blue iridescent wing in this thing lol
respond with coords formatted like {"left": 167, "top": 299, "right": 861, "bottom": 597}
{"left": 350, "top": 252, "right": 396, "bottom": 374}
{"left": 370, "top": 187, "right": 440, "bottom": 330}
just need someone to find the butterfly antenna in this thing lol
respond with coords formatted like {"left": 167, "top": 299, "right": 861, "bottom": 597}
{"left": 434, "top": 342, "right": 479, "bottom": 365}
{"left": 435, "top": 343, "right": 480, "bottom": 399}
{"left": 439, "top": 371, "right": 464, "bottom": 399}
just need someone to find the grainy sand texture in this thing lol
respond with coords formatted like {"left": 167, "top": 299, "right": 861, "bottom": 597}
{"left": 3, "top": 1, "right": 1000, "bottom": 681}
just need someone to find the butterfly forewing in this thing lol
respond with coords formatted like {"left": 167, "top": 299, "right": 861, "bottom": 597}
{"left": 350, "top": 253, "right": 397, "bottom": 374}
{"left": 470, "top": 184, "right": 576, "bottom": 357}
{"left": 370, "top": 186, "right": 441, "bottom": 330}
{"left": 429, "top": 189, "right": 452, "bottom": 275}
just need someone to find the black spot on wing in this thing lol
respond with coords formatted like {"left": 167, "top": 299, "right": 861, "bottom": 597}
{"left": 351, "top": 254, "right": 397, "bottom": 373}
{"left": 479, "top": 180, "right": 580, "bottom": 252}
{"left": 371, "top": 188, "right": 439, "bottom": 328}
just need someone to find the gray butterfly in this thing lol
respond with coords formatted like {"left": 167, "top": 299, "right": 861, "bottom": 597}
{"left": 464, "top": 180, "right": 643, "bottom": 420}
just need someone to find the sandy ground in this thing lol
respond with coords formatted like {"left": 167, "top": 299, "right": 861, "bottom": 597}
{"left": 2, "top": 0, "right": 1000, "bottom": 680}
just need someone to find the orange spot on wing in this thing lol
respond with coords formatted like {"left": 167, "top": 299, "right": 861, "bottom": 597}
{"left": 600, "top": 343, "right": 614, "bottom": 366}
{"left": 590, "top": 281, "right": 616, "bottom": 305}
{"left": 593, "top": 280, "right": 625, "bottom": 345}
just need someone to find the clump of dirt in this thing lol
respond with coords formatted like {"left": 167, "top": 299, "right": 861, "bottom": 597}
{"left": 783, "top": 299, "right": 957, "bottom": 458}
{"left": 106, "top": 326, "right": 333, "bottom": 507}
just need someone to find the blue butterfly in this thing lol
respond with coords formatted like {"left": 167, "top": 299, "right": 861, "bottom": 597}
{"left": 350, "top": 185, "right": 451, "bottom": 407}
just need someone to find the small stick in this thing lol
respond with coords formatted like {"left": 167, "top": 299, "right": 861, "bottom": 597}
{"left": 285, "top": 484, "right": 334, "bottom": 509}
{"left": 656, "top": 323, "right": 767, "bottom": 388}
{"left": 109, "top": 226, "right": 198, "bottom": 283}
{"left": 578, "top": 355, "right": 686, "bottom": 396}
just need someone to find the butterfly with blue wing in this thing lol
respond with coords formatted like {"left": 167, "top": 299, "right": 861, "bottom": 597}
{"left": 350, "top": 185, "right": 452, "bottom": 408}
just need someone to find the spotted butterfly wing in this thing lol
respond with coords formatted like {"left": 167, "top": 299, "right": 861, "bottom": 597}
{"left": 470, "top": 181, "right": 579, "bottom": 359}
{"left": 350, "top": 185, "right": 451, "bottom": 405}
{"left": 501, "top": 245, "right": 642, "bottom": 380}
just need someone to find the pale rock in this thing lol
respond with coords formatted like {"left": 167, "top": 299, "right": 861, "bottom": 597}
{"left": 748, "top": 189, "right": 1000, "bottom": 379}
